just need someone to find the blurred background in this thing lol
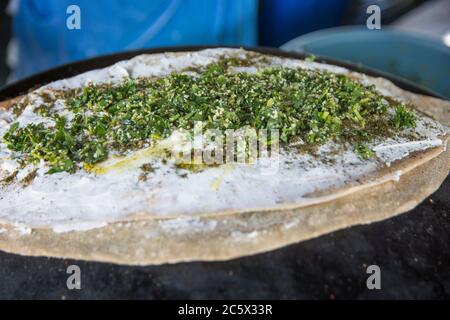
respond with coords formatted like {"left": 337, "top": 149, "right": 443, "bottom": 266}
{"left": 0, "top": 0, "right": 449, "bottom": 97}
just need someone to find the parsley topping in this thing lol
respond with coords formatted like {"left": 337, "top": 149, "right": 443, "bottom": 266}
{"left": 393, "top": 105, "right": 416, "bottom": 129}
{"left": 3, "top": 54, "right": 416, "bottom": 173}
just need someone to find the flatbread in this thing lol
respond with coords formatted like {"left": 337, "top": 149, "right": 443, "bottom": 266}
{"left": 0, "top": 50, "right": 449, "bottom": 265}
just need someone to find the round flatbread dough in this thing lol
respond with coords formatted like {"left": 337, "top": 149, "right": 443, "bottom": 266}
{"left": 0, "top": 50, "right": 449, "bottom": 265}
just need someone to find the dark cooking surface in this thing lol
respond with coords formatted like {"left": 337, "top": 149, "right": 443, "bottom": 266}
{"left": 0, "top": 47, "right": 448, "bottom": 299}
{"left": 0, "top": 175, "right": 449, "bottom": 299}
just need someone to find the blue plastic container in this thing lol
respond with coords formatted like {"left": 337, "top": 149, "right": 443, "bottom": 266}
{"left": 282, "top": 27, "right": 450, "bottom": 99}
{"left": 10, "top": 0, "right": 258, "bottom": 81}
{"left": 259, "top": 0, "right": 347, "bottom": 47}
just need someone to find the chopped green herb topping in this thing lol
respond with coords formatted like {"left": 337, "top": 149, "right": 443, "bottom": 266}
{"left": 393, "top": 105, "right": 416, "bottom": 129}
{"left": 355, "top": 144, "right": 375, "bottom": 160}
{"left": 305, "top": 54, "right": 317, "bottom": 62}
{"left": 2, "top": 54, "right": 416, "bottom": 173}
